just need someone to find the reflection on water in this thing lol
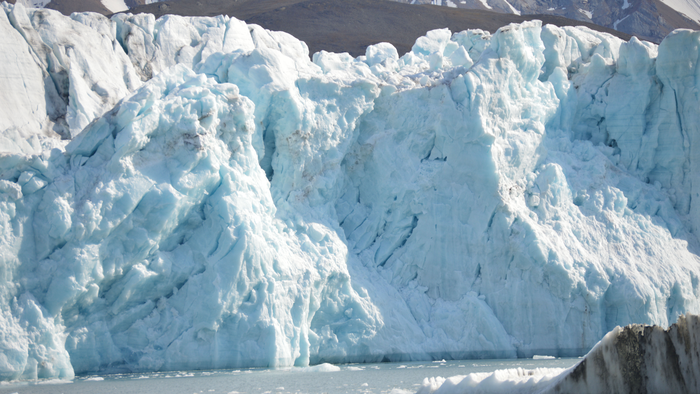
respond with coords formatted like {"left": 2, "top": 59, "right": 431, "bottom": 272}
{"left": 0, "top": 358, "right": 581, "bottom": 394}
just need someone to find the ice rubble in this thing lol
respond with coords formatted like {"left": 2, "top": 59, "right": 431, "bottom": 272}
{"left": 1, "top": 2, "right": 700, "bottom": 381}
{"left": 416, "top": 314, "right": 700, "bottom": 393}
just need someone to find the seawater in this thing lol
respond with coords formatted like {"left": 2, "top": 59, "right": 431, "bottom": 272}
{"left": 0, "top": 358, "right": 580, "bottom": 394}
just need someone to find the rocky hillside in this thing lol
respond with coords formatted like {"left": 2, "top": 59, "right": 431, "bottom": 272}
{"left": 398, "top": 0, "right": 700, "bottom": 42}
{"left": 122, "top": 0, "right": 630, "bottom": 56}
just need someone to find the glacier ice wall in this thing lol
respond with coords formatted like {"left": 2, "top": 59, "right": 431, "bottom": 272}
{"left": 1, "top": 2, "right": 700, "bottom": 380}
{"left": 0, "top": 3, "right": 140, "bottom": 145}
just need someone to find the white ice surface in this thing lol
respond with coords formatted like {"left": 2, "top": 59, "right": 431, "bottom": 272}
{"left": 1, "top": 4, "right": 700, "bottom": 382}
{"left": 0, "top": 5, "right": 56, "bottom": 154}
{"left": 0, "top": 3, "right": 140, "bottom": 143}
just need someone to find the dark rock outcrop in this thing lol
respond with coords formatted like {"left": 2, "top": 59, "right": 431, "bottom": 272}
{"left": 552, "top": 314, "right": 700, "bottom": 393}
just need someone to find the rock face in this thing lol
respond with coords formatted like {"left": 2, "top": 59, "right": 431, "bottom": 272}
{"left": 1, "top": 3, "right": 700, "bottom": 382}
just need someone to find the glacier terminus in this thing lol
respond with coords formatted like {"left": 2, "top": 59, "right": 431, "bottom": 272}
{"left": 1, "top": 2, "right": 700, "bottom": 382}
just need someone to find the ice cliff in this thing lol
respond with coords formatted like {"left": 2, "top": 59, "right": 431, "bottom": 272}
{"left": 1, "top": 2, "right": 700, "bottom": 381}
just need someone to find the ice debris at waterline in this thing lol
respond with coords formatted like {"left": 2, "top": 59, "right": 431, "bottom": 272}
{"left": 416, "top": 314, "right": 700, "bottom": 394}
{"left": 1, "top": 1, "right": 700, "bottom": 381}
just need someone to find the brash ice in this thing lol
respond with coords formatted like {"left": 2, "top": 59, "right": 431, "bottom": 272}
{"left": 1, "top": 2, "right": 700, "bottom": 381}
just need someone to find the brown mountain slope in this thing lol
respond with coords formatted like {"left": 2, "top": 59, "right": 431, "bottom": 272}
{"left": 393, "top": 0, "right": 700, "bottom": 43}
{"left": 124, "top": 0, "right": 632, "bottom": 56}
{"left": 5, "top": 0, "right": 634, "bottom": 57}
{"left": 47, "top": 0, "right": 111, "bottom": 14}
{"left": 2, "top": 0, "right": 112, "bottom": 16}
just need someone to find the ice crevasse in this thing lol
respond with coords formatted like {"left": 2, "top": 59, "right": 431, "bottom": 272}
{"left": 1, "top": 2, "right": 700, "bottom": 380}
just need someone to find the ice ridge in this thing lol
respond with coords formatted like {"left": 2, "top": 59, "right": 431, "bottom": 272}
{"left": 1, "top": 3, "right": 700, "bottom": 381}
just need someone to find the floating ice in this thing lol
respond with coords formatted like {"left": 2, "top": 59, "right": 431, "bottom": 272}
{"left": 297, "top": 363, "right": 341, "bottom": 373}
{"left": 0, "top": 3, "right": 700, "bottom": 382}
{"left": 416, "top": 368, "right": 568, "bottom": 394}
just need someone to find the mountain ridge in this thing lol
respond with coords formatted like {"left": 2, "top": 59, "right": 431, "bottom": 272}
{"left": 394, "top": 0, "right": 700, "bottom": 42}
{"left": 22, "top": 0, "right": 700, "bottom": 44}
{"left": 125, "top": 0, "right": 634, "bottom": 56}
{"left": 5, "top": 0, "right": 633, "bottom": 56}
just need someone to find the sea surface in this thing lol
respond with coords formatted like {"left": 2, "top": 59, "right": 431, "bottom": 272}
{"left": 0, "top": 358, "right": 580, "bottom": 394}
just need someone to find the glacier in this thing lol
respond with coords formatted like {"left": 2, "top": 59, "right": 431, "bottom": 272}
{"left": 1, "top": 1, "right": 700, "bottom": 381}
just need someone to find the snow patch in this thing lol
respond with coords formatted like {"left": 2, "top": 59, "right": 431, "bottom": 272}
{"left": 659, "top": 0, "right": 700, "bottom": 22}
{"left": 613, "top": 15, "right": 629, "bottom": 29}
{"left": 503, "top": 0, "right": 521, "bottom": 14}
{"left": 100, "top": 0, "right": 128, "bottom": 12}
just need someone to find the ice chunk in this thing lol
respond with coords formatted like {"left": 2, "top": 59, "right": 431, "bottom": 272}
{"left": 365, "top": 42, "right": 400, "bottom": 67}
{"left": 417, "top": 315, "right": 700, "bottom": 393}
{"left": 297, "top": 363, "right": 341, "bottom": 372}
